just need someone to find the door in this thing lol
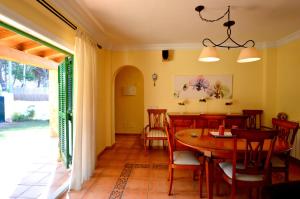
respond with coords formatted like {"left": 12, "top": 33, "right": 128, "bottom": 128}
{"left": 58, "top": 56, "right": 73, "bottom": 168}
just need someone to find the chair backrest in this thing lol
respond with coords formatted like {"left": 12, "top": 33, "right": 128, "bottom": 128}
{"left": 198, "top": 115, "right": 225, "bottom": 132}
{"left": 147, "top": 109, "right": 167, "bottom": 131}
{"left": 242, "top": 109, "right": 263, "bottom": 129}
{"left": 231, "top": 129, "right": 278, "bottom": 182}
{"left": 165, "top": 122, "right": 174, "bottom": 163}
{"left": 272, "top": 118, "right": 299, "bottom": 146}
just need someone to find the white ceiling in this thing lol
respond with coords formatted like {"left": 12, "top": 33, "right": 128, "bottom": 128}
{"left": 51, "top": 0, "right": 300, "bottom": 49}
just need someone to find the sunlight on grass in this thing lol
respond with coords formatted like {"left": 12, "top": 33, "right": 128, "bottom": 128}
{"left": 0, "top": 120, "right": 49, "bottom": 141}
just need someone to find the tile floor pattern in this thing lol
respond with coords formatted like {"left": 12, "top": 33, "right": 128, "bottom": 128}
{"left": 62, "top": 134, "right": 300, "bottom": 199}
{"left": 2, "top": 134, "right": 70, "bottom": 199}
{"left": 9, "top": 159, "right": 69, "bottom": 199}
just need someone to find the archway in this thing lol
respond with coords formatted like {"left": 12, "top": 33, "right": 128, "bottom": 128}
{"left": 114, "top": 66, "right": 144, "bottom": 138}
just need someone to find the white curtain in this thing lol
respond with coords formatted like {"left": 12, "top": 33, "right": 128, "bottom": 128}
{"left": 69, "top": 29, "right": 97, "bottom": 190}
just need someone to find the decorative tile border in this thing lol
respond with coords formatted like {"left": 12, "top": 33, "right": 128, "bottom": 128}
{"left": 109, "top": 163, "right": 168, "bottom": 199}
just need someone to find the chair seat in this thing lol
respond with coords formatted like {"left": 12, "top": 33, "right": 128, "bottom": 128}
{"left": 219, "top": 162, "right": 263, "bottom": 182}
{"left": 147, "top": 130, "right": 167, "bottom": 138}
{"left": 173, "top": 151, "right": 200, "bottom": 165}
{"left": 271, "top": 156, "right": 286, "bottom": 168}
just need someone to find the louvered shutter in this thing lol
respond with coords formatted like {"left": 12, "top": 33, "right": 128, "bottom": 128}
{"left": 58, "top": 56, "right": 73, "bottom": 168}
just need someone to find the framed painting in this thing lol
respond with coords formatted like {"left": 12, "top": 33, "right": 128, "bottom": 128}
{"left": 173, "top": 75, "right": 232, "bottom": 99}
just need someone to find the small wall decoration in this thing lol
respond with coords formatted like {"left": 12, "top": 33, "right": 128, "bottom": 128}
{"left": 173, "top": 75, "right": 232, "bottom": 99}
{"left": 152, "top": 73, "right": 158, "bottom": 86}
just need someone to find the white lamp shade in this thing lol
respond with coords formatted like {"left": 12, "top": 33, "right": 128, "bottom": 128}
{"left": 198, "top": 47, "right": 220, "bottom": 62}
{"left": 237, "top": 47, "right": 261, "bottom": 63}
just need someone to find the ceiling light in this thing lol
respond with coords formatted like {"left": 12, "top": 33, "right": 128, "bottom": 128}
{"left": 198, "top": 47, "right": 220, "bottom": 62}
{"left": 237, "top": 47, "right": 261, "bottom": 63}
{"left": 195, "top": 5, "right": 261, "bottom": 63}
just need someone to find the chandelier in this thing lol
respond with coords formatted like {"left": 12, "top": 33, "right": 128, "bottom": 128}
{"left": 195, "top": 5, "right": 261, "bottom": 63}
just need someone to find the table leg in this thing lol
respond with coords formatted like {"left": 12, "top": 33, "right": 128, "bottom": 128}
{"left": 205, "top": 157, "right": 214, "bottom": 199}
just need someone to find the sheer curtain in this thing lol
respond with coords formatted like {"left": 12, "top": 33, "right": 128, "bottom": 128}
{"left": 69, "top": 29, "right": 97, "bottom": 190}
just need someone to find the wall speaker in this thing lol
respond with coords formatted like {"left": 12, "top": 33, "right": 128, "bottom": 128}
{"left": 162, "top": 50, "right": 169, "bottom": 61}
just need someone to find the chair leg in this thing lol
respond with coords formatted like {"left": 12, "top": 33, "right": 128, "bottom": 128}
{"left": 231, "top": 183, "right": 236, "bottom": 199}
{"left": 168, "top": 166, "right": 174, "bottom": 195}
{"left": 248, "top": 188, "right": 252, "bottom": 199}
{"left": 199, "top": 167, "right": 204, "bottom": 198}
{"left": 285, "top": 168, "right": 289, "bottom": 182}
{"left": 216, "top": 166, "right": 222, "bottom": 196}
{"left": 144, "top": 138, "right": 147, "bottom": 151}
{"left": 256, "top": 187, "right": 260, "bottom": 199}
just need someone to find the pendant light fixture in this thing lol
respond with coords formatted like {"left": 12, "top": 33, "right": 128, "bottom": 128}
{"left": 195, "top": 5, "right": 261, "bottom": 63}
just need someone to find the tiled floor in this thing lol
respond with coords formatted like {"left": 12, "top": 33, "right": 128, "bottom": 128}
{"left": 61, "top": 134, "right": 300, "bottom": 199}
{"left": 0, "top": 130, "right": 69, "bottom": 199}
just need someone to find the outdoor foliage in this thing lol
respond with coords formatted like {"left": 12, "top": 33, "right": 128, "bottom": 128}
{"left": 12, "top": 106, "right": 35, "bottom": 122}
{"left": 0, "top": 59, "right": 49, "bottom": 92}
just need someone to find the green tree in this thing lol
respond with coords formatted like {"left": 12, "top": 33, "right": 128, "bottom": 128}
{"left": 0, "top": 59, "right": 8, "bottom": 91}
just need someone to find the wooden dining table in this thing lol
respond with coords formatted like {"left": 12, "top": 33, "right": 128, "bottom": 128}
{"left": 175, "top": 128, "right": 292, "bottom": 199}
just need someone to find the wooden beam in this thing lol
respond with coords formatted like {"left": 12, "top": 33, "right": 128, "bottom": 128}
{"left": 46, "top": 52, "right": 65, "bottom": 59}
{"left": 0, "top": 44, "right": 58, "bottom": 69}
{"left": 0, "top": 34, "right": 21, "bottom": 41}
{"left": 34, "top": 49, "right": 58, "bottom": 57}
{"left": 0, "top": 28, "right": 17, "bottom": 39}
{"left": 52, "top": 56, "right": 64, "bottom": 63}
{"left": 25, "top": 45, "right": 48, "bottom": 53}
{"left": 16, "top": 40, "right": 41, "bottom": 51}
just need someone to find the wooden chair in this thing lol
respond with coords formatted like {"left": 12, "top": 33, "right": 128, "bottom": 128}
{"left": 165, "top": 123, "right": 204, "bottom": 196}
{"left": 242, "top": 109, "right": 263, "bottom": 129}
{"left": 271, "top": 118, "right": 299, "bottom": 182}
{"left": 218, "top": 129, "right": 278, "bottom": 199}
{"left": 198, "top": 114, "right": 226, "bottom": 133}
{"left": 144, "top": 109, "right": 168, "bottom": 151}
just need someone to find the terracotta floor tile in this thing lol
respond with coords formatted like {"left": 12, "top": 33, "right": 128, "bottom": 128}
{"left": 92, "top": 176, "right": 118, "bottom": 191}
{"left": 148, "top": 179, "right": 170, "bottom": 193}
{"left": 65, "top": 190, "right": 87, "bottom": 199}
{"left": 83, "top": 189, "right": 111, "bottom": 199}
{"left": 122, "top": 189, "right": 148, "bottom": 199}
{"left": 174, "top": 191, "right": 201, "bottom": 199}
{"left": 150, "top": 168, "right": 169, "bottom": 180}
{"left": 130, "top": 168, "right": 151, "bottom": 179}
{"left": 173, "top": 179, "right": 199, "bottom": 193}
{"left": 100, "top": 166, "right": 124, "bottom": 177}
{"left": 148, "top": 191, "right": 175, "bottom": 199}
{"left": 125, "top": 178, "right": 149, "bottom": 191}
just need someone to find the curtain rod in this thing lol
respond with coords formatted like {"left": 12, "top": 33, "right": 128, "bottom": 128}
{"left": 36, "top": 0, "right": 102, "bottom": 49}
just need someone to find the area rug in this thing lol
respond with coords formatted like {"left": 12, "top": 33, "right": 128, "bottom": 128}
{"left": 109, "top": 163, "right": 168, "bottom": 199}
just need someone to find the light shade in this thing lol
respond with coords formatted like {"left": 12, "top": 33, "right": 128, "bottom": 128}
{"left": 198, "top": 47, "right": 220, "bottom": 62}
{"left": 237, "top": 47, "right": 261, "bottom": 63}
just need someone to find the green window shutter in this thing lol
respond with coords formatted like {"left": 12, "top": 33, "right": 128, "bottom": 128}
{"left": 58, "top": 56, "right": 73, "bottom": 168}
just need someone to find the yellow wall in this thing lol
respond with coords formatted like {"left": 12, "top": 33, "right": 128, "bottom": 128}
{"left": 262, "top": 47, "right": 278, "bottom": 127}
{"left": 276, "top": 39, "right": 300, "bottom": 158}
{"left": 115, "top": 66, "right": 144, "bottom": 134}
{"left": 111, "top": 49, "right": 264, "bottom": 127}
{"left": 276, "top": 39, "right": 300, "bottom": 122}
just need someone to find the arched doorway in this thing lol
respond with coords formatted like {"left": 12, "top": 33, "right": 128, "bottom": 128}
{"left": 114, "top": 66, "right": 144, "bottom": 136}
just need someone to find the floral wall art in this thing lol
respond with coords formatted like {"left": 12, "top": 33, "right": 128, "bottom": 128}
{"left": 173, "top": 75, "right": 232, "bottom": 99}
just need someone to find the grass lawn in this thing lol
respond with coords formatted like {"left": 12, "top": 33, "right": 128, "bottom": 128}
{"left": 0, "top": 120, "right": 49, "bottom": 140}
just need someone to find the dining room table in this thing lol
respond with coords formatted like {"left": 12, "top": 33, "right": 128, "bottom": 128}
{"left": 175, "top": 128, "right": 292, "bottom": 199}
